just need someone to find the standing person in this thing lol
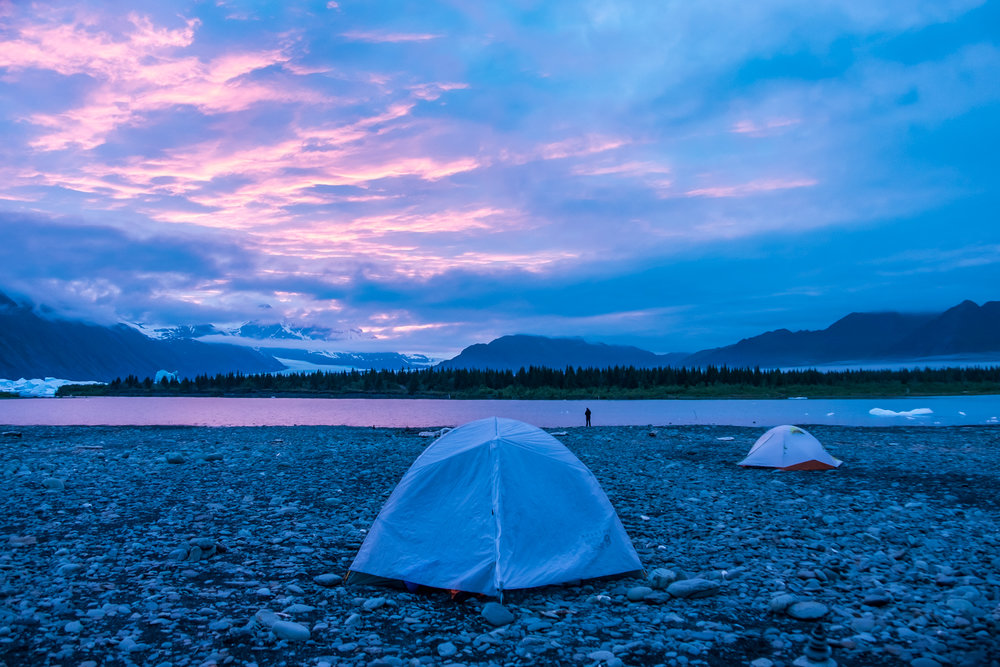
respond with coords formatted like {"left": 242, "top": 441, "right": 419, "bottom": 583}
{"left": 585, "top": 407, "right": 592, "bottom": 427}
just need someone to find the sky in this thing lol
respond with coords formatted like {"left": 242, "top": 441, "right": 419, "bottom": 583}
{"left": 1, "top": 0, "right": 999, "bottom": 357}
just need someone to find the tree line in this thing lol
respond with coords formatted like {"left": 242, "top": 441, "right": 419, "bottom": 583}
{"left": 56, "top": 364, "right": 1000, "bottom": 399}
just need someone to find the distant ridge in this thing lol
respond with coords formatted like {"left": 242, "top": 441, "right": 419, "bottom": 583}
{"left": 686, "top": 300, "right": 1000, "bottom": 368}
{"left": 0, "top": 293, "right": 283, "bottom": 381}
{"left": 437, "top": 334, "right": 690, "bottom": 371}
{"left": 441, "top": 301, "right": 1000, "bottom": 371}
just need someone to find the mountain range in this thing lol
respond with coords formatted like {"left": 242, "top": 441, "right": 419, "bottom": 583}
{"left": 438, "top": 335, "right": 690, "bottom": 371}
{"left": 0, "top": 292, "right": 283, "bottom": 381}
{"left": 1, "top": 290, "right": 998, "bottom": 382}
{"left": 0, "top": 292, "right": 432, "bottom": 381}
{"left": 442, "top": 300, "right": 1000, "bottom": 371}
{"left": 682, "top": 300, "right": 1000, "bottom": 368}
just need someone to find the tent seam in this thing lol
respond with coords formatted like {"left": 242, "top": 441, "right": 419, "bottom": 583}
{"left": 491, "top": 417, "right": 503, "bottom": 597}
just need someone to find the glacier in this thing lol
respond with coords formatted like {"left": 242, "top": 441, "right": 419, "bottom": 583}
{"left": 1, "top": 377, "right": 105, "bottom": 398}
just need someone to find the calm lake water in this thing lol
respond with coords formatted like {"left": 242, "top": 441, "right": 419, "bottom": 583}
{"left": 1, "top": 395, "right": 998, "bottom": 427}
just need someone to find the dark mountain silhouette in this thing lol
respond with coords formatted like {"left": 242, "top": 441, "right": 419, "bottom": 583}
{"left": 888, "top": 300, "right": 1000, "bottom": 358}
{"left": 437, "top": 334, "right": 690, "bottom": 371}
{"left": 682, "top": 311, "right": 936, "bottom": 368}
{"left": 441, "top": 301, "right": 1000, "bottom": 371}
{"left": 0, "top": 293, "right": 283, "bottom": 381}
{"left": 685, "top": 301, "right": 1000, "bottom": 368}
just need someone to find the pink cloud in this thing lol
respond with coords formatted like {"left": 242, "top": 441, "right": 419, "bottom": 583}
{"left": 2, "top": 11, "right": 308, "bottom": 150}
{"left": 684, "top": 177, "right": 818, "bottom": 198}
{"left": 730, "top": 117, "right": 801, "bottom": 137}
{"left": 340, "top": 31, "right": 442, "bottom": 43}
{"left": 539, "top": 134, "right": 627, "bottom": 160}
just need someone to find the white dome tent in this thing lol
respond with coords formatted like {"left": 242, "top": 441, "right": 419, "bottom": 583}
{"left": 348, "top": 417, "right": 642, "bottom": 597}
{"left": 738, "top": 424, "right": 843, "bottom": 471}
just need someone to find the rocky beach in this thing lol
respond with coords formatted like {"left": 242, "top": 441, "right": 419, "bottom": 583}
{"left": 1, "top": 424, "right": 998, "bottom": 666}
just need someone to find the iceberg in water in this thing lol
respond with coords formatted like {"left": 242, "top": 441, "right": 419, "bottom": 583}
{"left": 0, "top": 377, "right": 105, "bottom": 398}
{"left": 154, "top": 370, "right": 179, "bottom": 383}
{"left": 869, "top": 407, "right": 933, "bottom": 419}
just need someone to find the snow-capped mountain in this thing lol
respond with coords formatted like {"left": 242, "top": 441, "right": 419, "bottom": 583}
{"left": 126, "top": 318, "right": 433, "bottom": 371}
{"left": 132, "top": 320, "right": 374, "bottom": 343}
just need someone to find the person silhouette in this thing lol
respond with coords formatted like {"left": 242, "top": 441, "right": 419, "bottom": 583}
{"left": 585, "top": 407, "right": 592, "bottom": 427}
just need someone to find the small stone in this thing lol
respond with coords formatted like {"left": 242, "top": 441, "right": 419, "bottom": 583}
{"left": 314, "top": 573, "right": 342, "bottom": 587}
{"left": 750, "top": 659, "right": 774, "bottom": 667}
{"left": 168, "top": 547, "right": 188, "bottom": 561}
{"left": 256, "top": 587, "right": 272, "bottom": 597}
{"left": 627, "top": 585, "right": 653, "bottom": 601}
{"left": 64, "top": 620, "right": 83, "bottom": 633}
{"left": 588, "top": 650, "right": 615, "bottom": 662}
{"left": 910, "top": 659, "right": 941, "bottom": 667}
{"left": 481, "top": 602, "right": 514, "bottom": 626}
{"left": 282, "top": 604, "right": 316, "bottom": 614}
{"left": 850, "top": 617, "right": 875, "bottom": 633}
{"left": 42, "top": 477, "right": 65, "bottom": 490}
{"left": 437, "top": 641, "right": 457, "bottom": 658}
{"left": 271, "top": 620, "right": 310, "bottom": 642}
{"left": 165, "top": 452, "right": 184, "bottom": 464}
{"left": 203, "top": 452, "right": 224, "bottom": 461}
{"left": 770, "top": 594, "right": 798, "bottom": 613}
{"left": 209, "top": 620, "right": 231, "bottom": 631}
{"left": 787, "top": 601, "right": 829, "bottom": 620}
{"left": 946, "top": 598, "right": 980, "bottom": 618}
{"left": 362, "top": 597, "right": 385, "bottom": 611}
{"left": 667, "top": 578, "right": 720, "bottom": 599}
{"left": 255, "top": 610, "right": 279, "bottom": 628}
{"left": 648, "top": 568, "right": 677, "bottom": 589}
{"left": 862, "top": 591, "right": 893, "bottom": 607}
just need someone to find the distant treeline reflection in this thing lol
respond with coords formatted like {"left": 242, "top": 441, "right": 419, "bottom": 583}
{"left": 57, "top": 364, "right": 1000, "bottom": 399}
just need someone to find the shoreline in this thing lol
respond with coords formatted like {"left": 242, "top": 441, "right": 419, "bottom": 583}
{"left": 2, "top": 424, "right": 998, "bottom": 665}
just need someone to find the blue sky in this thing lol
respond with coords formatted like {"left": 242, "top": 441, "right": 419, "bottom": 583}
{"left": 1, "top": 0, "right": 998, "bottom": 356}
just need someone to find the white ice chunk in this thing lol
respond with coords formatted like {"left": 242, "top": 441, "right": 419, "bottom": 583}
{"left": 0, "top": 377, "right": 104, "bottom": 398}
{"left": 869, "top": 407, "right": 933, "bottom": 419}
{"left": 154, "top": 370, "right": 178, "bottom": 383}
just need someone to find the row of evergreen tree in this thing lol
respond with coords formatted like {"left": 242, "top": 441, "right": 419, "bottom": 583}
{"left": 93, "top": 363, "right": 1000, "bottom": 397}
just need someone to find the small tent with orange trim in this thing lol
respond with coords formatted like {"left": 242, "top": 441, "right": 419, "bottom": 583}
{"left": 738, "top": 424, "right": 842, "bottom": 471}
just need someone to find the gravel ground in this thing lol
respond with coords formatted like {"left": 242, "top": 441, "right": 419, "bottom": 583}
{"left": 1, "top": 424, "right": 998, "bottom": 667}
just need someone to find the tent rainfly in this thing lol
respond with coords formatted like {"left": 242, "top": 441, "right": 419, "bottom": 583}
{"left": 738, "top": 424, "right": 843, "bottom": 471}
{"left": 348, "top": 417, "right": 642, "bottom": 596}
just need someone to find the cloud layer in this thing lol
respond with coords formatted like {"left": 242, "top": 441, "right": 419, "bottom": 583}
{"left": 1, "top": 0, "right": 998, "bottom": 356}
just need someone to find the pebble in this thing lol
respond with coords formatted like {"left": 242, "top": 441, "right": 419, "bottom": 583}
{"left": 271, "top": 620, "right": 311, "bottom": 641}
{"left": 648, "top": 568, "right": 677, "bottom": 589}
{"left": 165, "top": 452, "right": 185, "bottom": 464}
{"left": 666, "top": 578, "right": 720, "bottom": 599}
{"left": 362, "top": 597, "right": 385, "bottom": 611}
{"left": 769, "top": 593, "right": 798, "bottom": 613}
{"left": 626, "top": 585, "right": 653, "bottom": 601}
{"left": 481, "top": 601, "right": 514, "bottom": 626}
{"left": 314, "top": 573, "right": 342, "bottom": 587}
{"left": 437, "top": 641, "right": 457, "bottom": 657}
{"left": 786, "top": 601, "right": 829, "bottom": 620}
